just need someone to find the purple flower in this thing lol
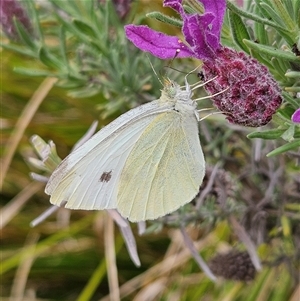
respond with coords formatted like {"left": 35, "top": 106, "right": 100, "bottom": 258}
{"left": 125, "top": 0, "right": 282, "bottom": 127}
{"left": 125, "top": 0, "right": 225, "bottom": 60}
{"left": 291, "top": 108, "right": 300, "bottom": 123}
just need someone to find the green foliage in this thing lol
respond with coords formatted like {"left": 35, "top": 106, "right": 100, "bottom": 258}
{"left": 1, "top": 0, "right": 165, "bottom": 117}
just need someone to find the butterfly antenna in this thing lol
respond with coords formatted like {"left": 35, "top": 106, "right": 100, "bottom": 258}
{"left": 146, "top": 54, "right": 164, "bottom": 86}
{"left": 184, "top": 63, "right": 202, "bottom": 93}
{"left": 164, "top": 49, "right": 181, "bottom": 76}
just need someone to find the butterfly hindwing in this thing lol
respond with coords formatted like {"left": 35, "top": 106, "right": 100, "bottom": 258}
{"left": 117, "top": 109, "right": 205, "bottom": 221}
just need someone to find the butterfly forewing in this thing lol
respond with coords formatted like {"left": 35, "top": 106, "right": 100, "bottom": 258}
{"left": 46, "top": 100, "right": 173, "bottom": 209}
{"left": 117, "top": 109, "right": 205, "bottom": 222}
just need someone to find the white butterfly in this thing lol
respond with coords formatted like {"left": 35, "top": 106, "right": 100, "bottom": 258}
{"left": 45, "top": 78, "right": 205, "bottom": 222}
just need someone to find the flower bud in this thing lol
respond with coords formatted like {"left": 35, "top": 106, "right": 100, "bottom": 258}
{"left": 209, "top": 250, "right": 256, "bottom": 281}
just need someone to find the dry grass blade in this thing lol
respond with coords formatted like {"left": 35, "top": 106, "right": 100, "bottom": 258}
{"left": 71, "top": 121, "right": 98, "bottom": 151}
{"left": 196, "top": 163, "right": 220, "bottom": 209}
{"left": 132, "top": 277, "right": 168, "bottom": 301}
{"left": 99, "top": 232, "right": 217, "bottom": 301}
{"left": 164, "top": 229, "right": 185, "bottom": 258}
{"left": 229, "top": 215, "right": 262, "bottom": 271}
{"left": 118, "top": 221, "right": 141, "bottom": 267}
{"left": 0, "top": 181, "right": 44, "bottom": 229}
{"left": 30, "top": 205, "right": 60, "bottom": 227}
{"left": 9, "top": 232, "right": 40, "bottom": 301}
{"left": 0, "top": 77, "right": 58, "bottom": 189}
{"left": 104, "top": 213, "right": 120, "bottom": 301}
{"left": 180, "top": 226, "right": 217, "bottom": 281}
{"left": 289, "top": 284, "right": 300, "bottom": 301}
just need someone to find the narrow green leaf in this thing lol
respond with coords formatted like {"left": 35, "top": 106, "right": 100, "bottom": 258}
{"left": 38, "top": 47, "right": 63, "bottom": 70}
{"left": 296, "top": 2, "right": 300, "bottom": 26}
{"left": 239, "top": 268, "right": 272, "bottom": 301}
{"left": 259, "top": 3, "right": 286, "bottom": 27}
{"left": 273, "top": 0, "right": 296, "bottom": 31}
{"left": 285, "top": 86, "right": 300, "bottom": 92}
{"left": 58, "top": 26, "right": 69, "bottom": 69}
{"left": 13, "top": 17, "right": 37, "bottom": 50}
{"left": 270, "top": 58, "right": 288, "bottom": 81}
{"left": 249, "top": 49, "right": 275, "bottom": 70}
{"left": 271, "top": 57, "right": 289, "bottom": 75}
{"left": 24, "top": 0, "right": 43, "bottom": 42}
{"left": 55, "top": 12, "right": 108, "bottom": 56}
{"left": 14, "top": 67, "right": 56, "bottom": 77}
{"left": 267, "top": 139, "right": 300, "bottom": 156}
{"left": 77, "top": 236, "right": 124, "bottom": 301}
{"left": 281, "top": 125, "right": 296, "bottom": 142}
{"left": 285, "top": 70, "right": 300, "bottom": 78}
{"left": 253, "top": 5, "right": 269, "bottom": 45}
{"left": 282, "top": 91, "right": 300, "bottom": 108}
{"left": 258, "top": 2, "right": 295, "bottom": 44}
{"left": 146, "top": 12, "right": 183, "bottom": 27}
{"left": 285, "top": 203, "right": 300, "bottom": 211}
{"left": 56, "top": 79, "right": 86, "bottom": 89}
{"left": 247, "top": 129, "right": 286, "bottom": 140}
{"left": 102, "top": 0, "right": 109, "bottom": 47}
{"left": 0, "top": 42, "right": 36, "bottom": 57}
{"left": 243, "top": 39, "right": 300, "bottom": 62}
{"left": 226, "top": 0, "right": 287, "bottom": 32}
{"left": 73, "top": 19, "right": 97, "bottom": 38}
{"left": 99, "top": 99, "right": 127, "bottom": 119}
{"left": 254, "top": 21, "right": 268, "bottom": 45}
{"left": 228, "top": 11, "right": 250, "bottom": 53}
{"left": 49, "top": 0, "right": 78, "bottom": 16}
{"left": 68, "top": 86, "right": 100, "bottom": 98}
{"left": 277, "top": 107, "right": 295, "bottom": 120}
{"left": 185, "top": 0, "right": 204, "bottom": 14}
{"left": 284, "top": 0, "right": 295, "bottom": 19}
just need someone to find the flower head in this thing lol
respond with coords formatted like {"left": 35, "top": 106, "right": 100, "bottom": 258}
{"left": 203, "top": 47, "right": 282, "bottom": 127}
{"left": 125, "top": 0, "right": 282, "bottom": 127}
{"left": 0, "top": 0, "right": 33, "bottom": 40}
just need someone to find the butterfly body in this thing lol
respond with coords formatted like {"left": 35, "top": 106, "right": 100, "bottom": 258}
{"left": 45, "top": 79, "right": 205, "bottom": 222}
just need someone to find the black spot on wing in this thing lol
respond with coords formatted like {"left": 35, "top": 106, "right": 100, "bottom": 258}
{"left": 99, "top": 170, "right": 112, "bottom": 182}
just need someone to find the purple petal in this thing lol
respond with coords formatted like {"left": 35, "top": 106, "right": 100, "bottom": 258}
{"left": 164, "top": 0, "right": 225, "bottom": 38}
{"left": 291, "top": 108, "right": 300, "bottom": 123}
{"left": 163, "top": 0, "right": 183, "bottom": 12}
{"left": 125, "top": 25, "right": 194, "bottom": 59}
{"left": 201, "top": 0, "right": 226, "bottom": 40}
{"left": 164, "top": 0, "right": 224, "bottom": 59}
{"left": 182, "top": 13, "right": 217, "bottom": 59}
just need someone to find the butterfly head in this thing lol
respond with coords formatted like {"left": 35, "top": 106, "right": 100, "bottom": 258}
{"left": 162, "top": 78, "right": 193, "bottom": 104}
